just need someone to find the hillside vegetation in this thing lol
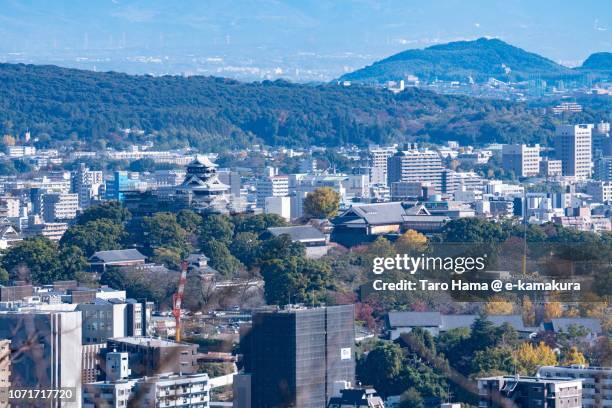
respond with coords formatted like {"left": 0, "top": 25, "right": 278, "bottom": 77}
{"left": 0, "top": 62, "right": 575, "bottom": 150}
{"left": 340, "top": 38, "right": 607, "bottom": 84}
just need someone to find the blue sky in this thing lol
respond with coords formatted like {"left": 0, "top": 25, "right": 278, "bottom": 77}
{"left": 0, "top": 0, "right": 610, "bottom": 79}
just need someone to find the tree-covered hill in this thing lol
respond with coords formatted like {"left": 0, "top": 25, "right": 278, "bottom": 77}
{"left": 0, "top": 62, "right": 571, "bottom": 150}
{"left": 580, "top": 52, "right": 612, "bottom": 72}
{"left": 339, "top": 38, "right": 604, "bottom": 84}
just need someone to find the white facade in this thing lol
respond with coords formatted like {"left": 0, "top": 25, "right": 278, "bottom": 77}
{"left": 502, "top": 144, "right": 541, "bottom": 177}
{"left": 555, "top": 124, "right": 593, "bottom": 179}
{"left": 387, "top": 149, "right": 444, "bottom": 192}
{"left": 256, "top": 176, "right": 289, "bottom": 207}
{"left": 368, "top": 147, "right": 395, "bottom": 185}
{"left": 265, "top": 196, "right": 292, "bottom": 221}
{"left": 538, "top": 365, "right": 612, "bottom": 408}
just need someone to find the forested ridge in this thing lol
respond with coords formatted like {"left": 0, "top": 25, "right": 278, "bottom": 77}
{"left": 0, "top": 62, "right": 590, "bottom": 150}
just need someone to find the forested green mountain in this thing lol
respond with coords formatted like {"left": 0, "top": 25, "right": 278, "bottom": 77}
{"left": 580, "top": 52, "right": 612, "bottom": 71}
{"left": 339, "top": 38, "right": 607, "bottom": 84}
{"left": 0, "top": 62, "right": 587, "bottom": 150}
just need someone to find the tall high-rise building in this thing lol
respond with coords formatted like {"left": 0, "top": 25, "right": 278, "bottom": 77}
{"left": 368, "top": 147, "right": 395, "bottom": 186}
{"left": 554, "top": 124, "right": 593, "bottom": 179}
{"left": 0, "top": 311, "right": 82, "bottom": 407}
{"left": 387, "top": 148, "right": 444, "bottom": 192}
{"left": 502, "top": 144, "right": 541, "bottom": 177}
{"left": 71, "top": 163, "right": 103, "bottom": 209}
{"left": 241, "top": 305, "right": 355, "bottom": 408}
{"left": 367, "top": 148, "right": 392, "bottom": 186}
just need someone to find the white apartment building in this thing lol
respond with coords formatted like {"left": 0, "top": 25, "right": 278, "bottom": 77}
{"left": 538, "top": 365, "right": 612, "bottom": 408}
{"left": 7, "top": 145, "right": 36, "bottom": 158}
{"left": 256, "top": 175, "right": 289, "bottom": 207}
{"left": 42, "top": 192, "right": 79, "bottom": 222}
{"left": 368, "top": 147, "right": 396, "bottom": 185}
{"left": 555, "top": 124, "right": 593, "bottom": 179}
{"left": 540, "top": 158, "right": 563, "bottom": 178}
{"left": 387, "top": 148, "right": 444, "bottom": 193}
{"left": 502, "top": 144, "right": 541, "bottom": 177}
{"left": 134, "top": 373, "right": 210, "bottom": 408}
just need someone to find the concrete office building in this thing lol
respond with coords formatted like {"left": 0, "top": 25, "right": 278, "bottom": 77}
{"left": 555, "top": 124, "right": 593, "bottom": 178}
{"left": 241, "top": 304, "right": 355, "bottom": 408}
{"left": 502, "top": 144, "right": 541, "bottom": 177}
{"left": 369, "top": 147, "right": 395, "bottom": 186}
{"left": 264, "top": 196, "right": 292, "bottom": 221}
{"left": 77, "top": 299, "right": 147, "bottom": 345}
{"left": 104, "top": 337, "right": 199, "bottom": 377}
{"left": 538, "top": 365, "right": 612, "bottom": 408}
{"left": 71, "top": 163, "right": 103, "bottom": 209}
{"left": 594, "top": 156, "right": 612, "bottom": 181}
{"left": 477, "top": 375, "right": 582, "bottom": 408}
{"left": 256, "top": 175, "right": 289, "bottom": 208}
{"left": 540, "top": 159, "right": 563, "bottom": 178}
{"left": 42, "top": 192, "right": 79, "bottom": 222}
{"left": 387, "top": 148, "right": 444, "bottom": 193}
{"left": 0, "top": 311, "right": 82, "bottom": 407}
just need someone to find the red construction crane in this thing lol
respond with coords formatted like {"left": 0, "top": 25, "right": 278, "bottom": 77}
{"left": 172, "top": 260, "right": 188, "bottom": 343}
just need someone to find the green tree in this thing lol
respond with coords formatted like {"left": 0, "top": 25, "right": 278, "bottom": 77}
{"left": 229, "top": 232, "right": 261, "bottom": 269}
{"left": 441, "top": 218, "right": 507, "bottom": 243}
{"left": 472, "top": 347, "right": 516, "bottom": 375}
{"left": 0, "top": 266, "right": 9, "bottom": 284}
{"left": 59, "top": 245, "right": 88, "bottom": 278}
{"left": 177, "top": 209, "right": 202, "bottom": 234}
{"left": 232, "top": 213, "right": 287, "bottom": 234}
{"left": 399, "top": 388, "right": 425, "bottom": 408}
{"left": 2, "top": 236, "right": 61, "bottom": 284}
{"left": 152, "top": 246, "right": 183, "bottom": 270}
{"left": 258, "top": 235, "right": 305, "bottom": 263}
{"left": 135, "top": 213, "right": 191, "bottom": 256}
{"left": 260, "top": 257, "right": 333, "bottom": 306}
{"left": 60, "top": 219, "right": 126, "bottom": 256}
{"left": 200, "top": 214, "right": 235, "bottom": 246}
{"left": 358, "top": 341, "right": 404, "bottom": 397}
{"left": 201, "top": 240, "right": 243, "bottom": 277}
{"left": 77, "top": 201, "right": 131, "bottom": 225}
{"left": 303, "top": 187, "right": 341, "bottom": 219}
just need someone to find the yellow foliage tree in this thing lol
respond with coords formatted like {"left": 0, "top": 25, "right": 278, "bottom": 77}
{"left": 521, "top": 297, "right": 535, "bottom": 326}
{"left": 563, "top": 308, "right": 580, "bottom": 318}
{"left": 579, "top": 294, "right": 606, "bottom": 318}
{"left": 484, "top": 296, "right": 514, "bottom": 315}
{"left": 2, "top": 135, "right": 15, "bottom": 146}
{"left": 303, "top": 187, "right": 340, "bottom": 219}
{"left": 516, "top": 342, "right": 558, "bottom": 375}
{"left": 563, "top": 346, "right": 588, "bottom": 366}
{"left": 395, "top": 229, "right": 427, "bottom": 254}
{"left": 543, "top": 301, "right": 563, "bottom": 321}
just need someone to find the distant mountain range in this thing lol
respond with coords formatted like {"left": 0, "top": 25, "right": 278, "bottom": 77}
{"left": 339, "top": 38, "right": 611, "bottom": 84}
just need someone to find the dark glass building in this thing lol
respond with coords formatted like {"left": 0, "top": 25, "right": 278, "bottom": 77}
{"left": 242, "top": 305, "right": 355, "bottom": 408}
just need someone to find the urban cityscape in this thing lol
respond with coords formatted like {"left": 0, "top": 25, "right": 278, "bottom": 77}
{"left": 0, "top": 2, "right": 610, "bottom": 408}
